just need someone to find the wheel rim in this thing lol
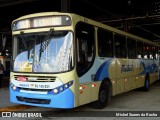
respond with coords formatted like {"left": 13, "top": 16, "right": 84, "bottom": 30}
{"left": 100, "top": 89, "right": 107, "bottom": 103}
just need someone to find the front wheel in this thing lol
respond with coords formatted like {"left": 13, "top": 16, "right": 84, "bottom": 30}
{"left": 91, "top": 81, "right": 111, "bottom": 109}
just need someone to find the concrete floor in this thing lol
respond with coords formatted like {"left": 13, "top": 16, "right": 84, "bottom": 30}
{"left": 0, "top": 81, "right": 160, "bottom": 120}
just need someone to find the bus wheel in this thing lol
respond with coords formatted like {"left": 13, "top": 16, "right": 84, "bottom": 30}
{"left": 143, "top": 75, "right": 150, "bottom": 92}
{"left": 91, "top": 81, "right": 111, "bottom": 109}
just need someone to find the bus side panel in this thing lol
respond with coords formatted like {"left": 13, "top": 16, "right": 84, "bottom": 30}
{"left": 141, "top": 60, "right": 158, "bottom": 84}
{"left": 124, "top": 76, "right": 132, "bottom": 92}
{"left": 116, "top": 58, "right": 127, "bottom": 94}
{"left": 90, "top": 81, "right": 101, "bottom": 102}
{"left": 108, "top": 59, "right": 117, "bottom": 96}
{"left": 149, "top": 59, "right": 159, "bottom": 83}
{"left": 95, "top": 58, "right": 117, "bottom": 95}
{"left": 115, "top": 59, "right": 146, "bottom": 94}
{"left": 78, "top": 58, "right": 116, "bottom": 105}
{"left": 78, "top": 58, "right": 101, "bottom": 106}
{"left": 78, "top": 83, "right": 92, "bottom": 106}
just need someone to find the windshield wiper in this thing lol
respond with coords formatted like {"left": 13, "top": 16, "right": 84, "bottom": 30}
{"left": 39, "top": 29, "right": 54, "bottom": 61}
{"left": 28, "top": 36, "right": 37, "bottom": 60}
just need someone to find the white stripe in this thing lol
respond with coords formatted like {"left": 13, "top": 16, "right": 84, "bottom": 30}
{"left": 20, "top": 90, "right": 47, "bottom": 94}
{"left": 11, "top": 78, "right": 63, "bottom": 89}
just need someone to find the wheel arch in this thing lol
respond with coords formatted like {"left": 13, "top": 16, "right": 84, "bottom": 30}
{"left": 100, "top": 78, "right": 113, "bottom": 97}
{"left": 143, "top": 73, "right": 150, "bottom": 91}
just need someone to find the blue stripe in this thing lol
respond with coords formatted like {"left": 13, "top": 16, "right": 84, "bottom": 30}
{"left": 139, "top": 61, "right": 158, "bottom": 75}
{"left": 95, "top": 59, "right": 111, "bottom": 81}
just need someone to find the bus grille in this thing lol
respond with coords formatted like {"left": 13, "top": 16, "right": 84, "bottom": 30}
{"left": 16, "top": 96, "right": 51, "bottom": 104}
{"left": 14, "top": 75, "right": 56, "bottom": 82}
{"left": 20, "top": 88, "right": 50, "bottom": 92}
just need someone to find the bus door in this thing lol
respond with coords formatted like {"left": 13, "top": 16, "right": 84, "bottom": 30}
{"left": 76, "top": 22, "right": 95, "bottom": 105}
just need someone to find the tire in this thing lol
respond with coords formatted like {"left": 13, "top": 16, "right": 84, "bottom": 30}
{"left": 143, "top": 75, "right": 150, "bottom": 92}
{"left": 91, "top": 81, "right": 111, "bottom": 109}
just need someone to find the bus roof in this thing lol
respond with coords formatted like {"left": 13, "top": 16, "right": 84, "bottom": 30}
{"left": 12, "top": 12, "right": 158, "bottom": 46}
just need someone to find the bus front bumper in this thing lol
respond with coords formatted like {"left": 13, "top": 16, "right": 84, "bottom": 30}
{"left": 10, "top": 86, "right": 74, "bottom": 109}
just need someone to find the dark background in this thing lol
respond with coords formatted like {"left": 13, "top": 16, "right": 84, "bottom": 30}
{"left": 0, "top": 0, "right": 159, "bottom": 42}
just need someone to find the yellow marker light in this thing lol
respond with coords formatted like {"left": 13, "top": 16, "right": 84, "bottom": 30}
{"left": 112, "top": 81, "right": 115, "bottom": 84}
{"left": 68, "top": 81, "right": 73, "bottom": 85}
{"left": 92, "top": 84, "right": 97, "bottom": 87}
{"left": 79, "top": 86, "right": 85, "bottom": 89}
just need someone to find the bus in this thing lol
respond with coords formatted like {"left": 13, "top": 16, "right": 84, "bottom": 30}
{"left": 10, "top": 12, "right": 159, "bottom": 109}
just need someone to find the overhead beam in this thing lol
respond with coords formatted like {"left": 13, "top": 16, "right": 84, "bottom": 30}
{"left": 101, "top": 14, "right": 160, "bottom": 23}
{"left": 61, "top": 0, "right": 70, "bottom": 12}
{"left": 0, "top": 0, "right": 38, "bottom": 8}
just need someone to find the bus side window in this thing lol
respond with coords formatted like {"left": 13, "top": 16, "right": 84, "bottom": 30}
{"left": 155, "top": 47, "right": 158, "bottom": 60}
{"left": 77, "top": 39, "right": 88, "bottom": 62}
{"left": 143, "top": 43, "right": 149, "bottom": 59}
{"left": 114, "top": 34, "right": 127, "bottom": 58}
{"left": 137, "top": 41, "right": 143, "bottom": 59}
{"left": 98, "top": 28, "right": 113, "bottom": 57}
{"left": 127, "top": 38, "right": 136, "bottom": 59}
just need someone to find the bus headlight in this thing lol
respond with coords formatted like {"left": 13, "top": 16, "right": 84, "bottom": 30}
{"left": 49, "top": 80, "right": 73, "bottom": 95}
{"left": 13, "top": 86, "right": 17, "bottom": 90}
{"left": 10, "top": 83, "right": 20, "bottom": 92}
{"left": 60, "top": 87, "right": 63, "bottom": 91}
{"left": 53, "top": 89, "right": 58, "bottom": 94}
{"left": 64, "top": 84, "right": 68, "bottom": 88}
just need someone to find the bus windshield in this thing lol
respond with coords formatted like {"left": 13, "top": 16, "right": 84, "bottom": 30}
{"left": 13, "top": 31, "right": 74, "bottom": 73}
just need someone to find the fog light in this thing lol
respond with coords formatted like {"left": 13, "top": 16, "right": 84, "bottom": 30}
{"left": 68, "top": 81, "right": 73, "bottom": 85}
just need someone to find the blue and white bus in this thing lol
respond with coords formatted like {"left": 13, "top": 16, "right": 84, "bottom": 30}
{"left": 10, "top": 12, "right": 159, "bottom": 109}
